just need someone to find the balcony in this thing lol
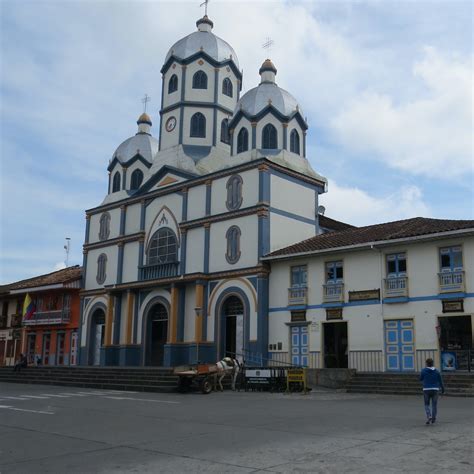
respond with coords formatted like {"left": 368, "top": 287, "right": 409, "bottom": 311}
{"left": 23, "top": 309, "right": 71, "bottom": 326}
{"left": 288, "top": 287, "right": 307, "bottom": 306}
{"left": 383, "top": 276, "right": 408, "bottom": 298}
{"left": 0, "top": 315, "right": 7, "bottom": 329}
{"left": 11, "top": 314, "right": 22, "bottom": 328}
{"left": 323, "top": 283, "right": 344, "bottom": 303}
{"left": 139, "top": 262, "right": 179, "bottom": 281}
{"left": 438, "top": 271, "right": 465, "bottom": 294}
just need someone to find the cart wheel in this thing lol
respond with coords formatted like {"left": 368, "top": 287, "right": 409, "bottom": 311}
{"left": 201, "top": 377, "right": 213, "bottom": 394}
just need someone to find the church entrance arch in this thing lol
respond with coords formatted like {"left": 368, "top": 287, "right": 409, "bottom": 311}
{"left": 222, "top": 295, "right": 244, "bottom": 361}
{"left": 144, "top": 302, "right": 168, "bottom": 366}
{"left": 89, "top": 308, "right": 105, "bottom": 366}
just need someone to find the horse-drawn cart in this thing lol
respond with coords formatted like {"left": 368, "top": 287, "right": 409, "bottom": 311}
{"left": 174, "top": 364, "right": 217, "bottom": 394}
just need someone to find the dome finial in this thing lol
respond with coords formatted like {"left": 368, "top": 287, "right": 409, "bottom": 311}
{"left": 196, "top": 15, "right": 213, "bottom": 32}
{"left": 137, "top": 112, "right": 152, "bottom": 135}
{"left": 259, "top": 59, "right": 277, "bottom": 84}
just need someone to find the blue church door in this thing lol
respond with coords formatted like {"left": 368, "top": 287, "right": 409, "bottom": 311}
{"left": 384, "top": 320, "right": 415, "bottom": 371}
{"left": 291, "top": 325, "right": 309, "bottom": 367}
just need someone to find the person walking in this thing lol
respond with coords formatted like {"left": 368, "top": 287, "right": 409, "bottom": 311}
{"left": 13, "top": 353, "right": 28, "bottom": 372}
{"left": 420, "top": 358, "right": 445, "bottom": 424}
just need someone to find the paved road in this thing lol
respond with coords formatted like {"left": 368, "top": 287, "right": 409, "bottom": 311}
{"left": 0, "top": 382, "right": 472, "bottom": 473}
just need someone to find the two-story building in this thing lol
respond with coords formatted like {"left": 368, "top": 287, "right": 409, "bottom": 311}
{"left": 264, "top": 217, "right": 474, "bottom": 372}
{"left": 0, "top": 266, "right": 82, "bottom": 366}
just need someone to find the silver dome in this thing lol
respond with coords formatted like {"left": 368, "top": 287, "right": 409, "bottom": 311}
{"left": 112, "top": 133, "right": 158, "bottom": 165}
{"left": 165, "top": 31, "right": 239, "bottom": 69}
{"left": 236, "top": 83, "right": 303, "bottom": 118}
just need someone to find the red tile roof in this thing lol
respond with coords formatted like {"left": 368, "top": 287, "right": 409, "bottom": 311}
{"left": 319, "top": 215, "right": 356, "bottom": 232}
{"left": 0, "top": 266, "right": 82, "bottom": 294}
{"left": 266, "top": 217, "right": 474, "bottom": 258}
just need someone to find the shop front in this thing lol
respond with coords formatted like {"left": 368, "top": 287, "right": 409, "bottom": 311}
{"left": 438, "top": 313, "right": 473, "bottom": 371}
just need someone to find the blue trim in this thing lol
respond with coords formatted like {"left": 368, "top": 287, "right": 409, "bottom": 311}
{"left": 229, "top": 106, "right": 308, "bottom": 132}
{"left": 204, "top": 226, "right": 210, "bottom": 273}
{"left": 283, "top": 126, "right": 288, "bottom": 150}
{"left": 270, "top": 168, "right": 325, "bottom": 193}
{"left": 159, "top": 74, "right": 164, "bottom": 151}
{"left": 214, "top": 287, "right": 251, "bottom": 360}
{"left": 180, "top": 66, "right": 186, "bottom": 102}
{"left": 202, "top": 281, "right": 209, "bottom": 342}
{"left": 117, "top": 245, "right": 124, "bottom": 284}
{"left": 177, "top": 286, "right": 186, "bottom": 342}
{"left": 138, "top": 241, "right": 144, "bottom": 279}
{"left": 247, "top": 276, "right": 258, "bottom": 291}
{"left": 113, "top": 294, "right": 122, "bottom": 345}
{"left": 270, "top": 207, "right": 316, "bottom": 225}
{"left": 133, "top": 291, "right": 139, "bottom": 344}
{"left": 205, "top": 182, "right": 212, "bottom": 216}
{"left": 119, "top": 207, "right": 126, "bottom": 236}
{"left": 251, "top": 125, "right": 256, "bottom": 149}
{"left": 117, "top": 345, "right": 141, "bottom": 366}
{"left": 108, "top": 154, "right": 152, "bottom": 172}
{"left": 178, "top": 105, "right": 184, "bottom": 145}
{"left": 384, "top": 297, "right": 409, "bottom": 304}
{"left": 82, "top": 252, "right": 88, "bottom": 286}
{"left": 212, "top": 68, "right": 219, "bottom": 146}
{"left": 303, "top": 131, "right": 306, "bottom": 158}
{"left": 209, "top": 281, "right": 218, "bottom": 296}
{"left": 259, "top": 167, "right": 270, "bottom": 204}
{"left": 180, "top": 231, "right": 187, "bottom": 275}
{"left": 84, "top": 217, "right": 90, "bottom": 245}
{"left": 161, "top": 101, "right": 233, "bottom": 117}
{"left": 140, "top": 201, "right": 146, "bottom": 231}
{"left": 315, "top": 191, "right": 319, "bottom": 234}
{"left": 257, "top": 276, "right": 269, "bottom": 361}
{"left": 258, "top": 214, "right": 270, "bottom": 259}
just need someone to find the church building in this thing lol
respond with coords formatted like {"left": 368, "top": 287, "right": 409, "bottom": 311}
{"left": 79, "top": 15, "right": 328, "bottom": 367}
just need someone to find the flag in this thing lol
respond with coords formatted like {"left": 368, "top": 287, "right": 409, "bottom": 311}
{"left": 22, "top": 293, "right": 36, "bottom": 321}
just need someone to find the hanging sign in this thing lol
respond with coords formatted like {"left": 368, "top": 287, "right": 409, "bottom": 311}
{"left": 349, "top": 289, "right": 380, "bottom": 302}
{"left": 442, "top": 300, "right": 464, "bottom": 313}
{"left": 326, "top": 308, "right": 343, "bottom": 320}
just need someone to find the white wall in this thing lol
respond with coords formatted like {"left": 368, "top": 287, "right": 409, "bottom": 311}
{"left": 270, "top": 213, "right": 315, "bottom": 253}
{"left": 122, "top": 241, "right": 139, "bottom": 283}
{"left": 125, "top": 203, "right": 141, "bottom": 235}
{"left": 187, "top": 184, "right": 206, "bottom": 220}
{"left": 88, "top": 207, "right": 122, "bottom": 244}
{"left": 185, "top": 227, "right": 205, "bottom": 273}
{"left": 184, "top": 285, "right": 196, "bottom": 342}
{"left": 85, "top": 246, "right": 118, "bottom": 290}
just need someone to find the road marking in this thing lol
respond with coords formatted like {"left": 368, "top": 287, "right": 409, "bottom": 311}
{"left": 0, "top": 405, "right": 54, "bottom": 415}
{"left": 105, "top": 390, "right": 138, "bottom": 394}
{"left": 40, "top": 394, "right": 71, "bottom": 398}
{"left": 103, "top": 396, "right": 180, "bottom": 404}
{"left": 58, "top": 393, "right": 88, "bottom": 396}
{"left": 1, "top": 396, "right": 31, "bottom": 401}
{"left": 20, "top": 395, "right": 49, "bottom": 399}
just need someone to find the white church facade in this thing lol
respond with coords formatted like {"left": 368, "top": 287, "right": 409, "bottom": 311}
{"left": 79, "top": 15, "right": 474, "bottom": 372}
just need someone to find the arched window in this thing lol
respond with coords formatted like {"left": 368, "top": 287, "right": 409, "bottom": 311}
{"left": 130, "top": 169, "right": 144, "bottom": 190}
{"left": 190, "top": 112, "right": 206, "bottom": 138}
{"left": 222, "top": 78, "right": 233, "bottom": 97}
{"left": 192, "top": 70, "right": 208, "bottom": 89}
{"left": 226, "top": 226, "right": 241, "bottom": 264}
{"left": 237, "top": 127, "right": 249, "bottom": 153}
{"left": 226, "top": 175, "right": 243, "bottom": 211}
{"left": 290, "top": 129, "right": 300, "bottom": 154}
{"left": 168, "top": 74, "right": 178, "bottom": 93}
{"left": 262, "top": 123, "right": 278, "bottom": 149}
{"left": 220, "top": 119, "right": 230, "bottom": 144}
{"left": 96, "top": 254, "right": 107, "bottom": 284}
{"left": 98, "top": 212, "right": 110, "bottom": 241}
{"left": 112, "top": 171, "right": 121, "bottom": 192}
{"left": 147, "top": 228, "right": 178, "bottom": 265}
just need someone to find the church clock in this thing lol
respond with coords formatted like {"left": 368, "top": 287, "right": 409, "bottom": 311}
{"left": 165, "top": 116, "right": 177, "bottom": 132}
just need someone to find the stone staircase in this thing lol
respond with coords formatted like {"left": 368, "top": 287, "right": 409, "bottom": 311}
{"left": 0, "top": 366, "right": 179, "bottom": 393}
{"left": 346, "top": 372, "right": 474, "bottom": 397}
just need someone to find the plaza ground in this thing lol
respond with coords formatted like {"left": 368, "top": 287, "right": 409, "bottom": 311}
{"left": 0, "top": 382, "right": 472, "bottom": 473}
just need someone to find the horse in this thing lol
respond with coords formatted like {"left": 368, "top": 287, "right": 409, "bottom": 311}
{"left": 215, "top": 357, "right": 241, "bottom": 391}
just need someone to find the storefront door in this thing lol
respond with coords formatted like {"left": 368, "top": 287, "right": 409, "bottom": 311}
{"left": 291, "top": 325, "right": 309, "bottom": 366}
{"left": 42, "top": 334, "right": 51, "bottom": 365}
{"left": 384, "top": 320, "right": 415, "bottom": 371}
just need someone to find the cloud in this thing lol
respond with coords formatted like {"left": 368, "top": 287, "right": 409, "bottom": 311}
{"left": 330, "top": 47, "right": 472, "bottom": 179}
{"left": 320, "top": 180, "right": 430, "bottom": 226}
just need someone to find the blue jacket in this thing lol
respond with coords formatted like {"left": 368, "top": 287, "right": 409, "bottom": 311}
{"left": 420, "top": 367, "right": 445, "bottom": 392}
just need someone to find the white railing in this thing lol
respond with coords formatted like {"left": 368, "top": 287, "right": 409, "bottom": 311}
{"left": 383, "top": 276, "right": 408, "bottom": 298}
{"left": 23, "top": 309, "right": 71, "bottom": 326}
{"left": 438, "top": 271, "right": 465, "bottom": 293}
{"left": 323, "top": 283, "right": 344, "bottom": 303}
{"left": 349, "top": 350, "right": 384, "bottom": 372}
{"left": 139, "top": 262, "right": 179, "bottom": 281}
{"left": 415, "top": 349, "right": 438, "bottom": 371}
{"left": 288, "top": 287, "right": 307, "bottom": 306}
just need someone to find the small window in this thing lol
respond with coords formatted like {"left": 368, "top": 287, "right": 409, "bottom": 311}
{"left": 96, "top": 254, "right": 107, "bottom": 285}
{"left": 386, "top": 253, "right": 406, "bottom": 276}
{"left": 168, "top": 74, "right": 178, "bottom": 93}
{"left": 222, "top": 77, "right": 233, "bottom": 97}
{"left": 262, "top": 123, "right": 278, "bottom": 149}
{"left": 226, "top": 175, "right": 243, "bottom": 211}
{"left": 98, "top": 212, "right": 110, "bottom": 241}
{"left": 130, "top": 169, "right": 144, "bottom": 190}
{"left": 220, "top": 119, "right": 230, "bottom": 144}
{"left": 192, "top": 70, "right": 208, "bottom": 89}
{"left": 326, "top": 261, "right": 343, "bottom": 283}
{"left": 237, "top": 127, "right": 249, "bottom": 153}
{"left": 290, "top": 129, "right": 300, "bottom": 154}
{"left": 440, "top": 246, "right": 463, "bottom": 272}
{"left": 290, "top": 265, "right": 307, "bottom": 287}
{"left": 147, "top": 228, "right": 178, "bottom": 264}
{"left": 112, "top": 171, "right": 121, "bottom": 193}
{"left": 225, "top": 226, "right": 241, "bottom": 264}
{"left": 190, "top": 112, "right": 206, "bottom": 138}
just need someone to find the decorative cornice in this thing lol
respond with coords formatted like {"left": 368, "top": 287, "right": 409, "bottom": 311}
{"left": 84, "top": 232, "right": 144, "bottom": 251}
{"left": 160, "top": 101, "right": 233, "bottom": 117}
{"left": 85, "top": 214, "right": 91, "bottom": 220}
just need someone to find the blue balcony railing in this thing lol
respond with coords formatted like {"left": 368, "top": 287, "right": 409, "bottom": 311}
{"left": 139, "top": 262, "right": 179, "bottom": 281}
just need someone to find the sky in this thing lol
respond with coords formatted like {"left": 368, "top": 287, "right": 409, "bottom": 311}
{"left": 0, "top": 0, "right": 472, "bottom": 284}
